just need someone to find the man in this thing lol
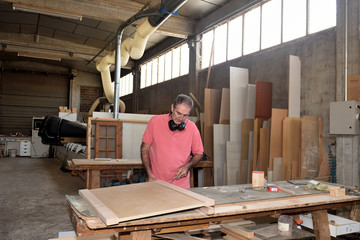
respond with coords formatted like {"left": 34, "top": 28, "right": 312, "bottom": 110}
{"left": 141, "top": 94, "right": 204, "bottom": 188}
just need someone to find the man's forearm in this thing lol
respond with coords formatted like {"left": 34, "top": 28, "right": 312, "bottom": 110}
{"left": 186, "top": 153, "right": 203, "bottom": 170}
{"left": 140, "top": 142, "right": 155, "bottom": 180}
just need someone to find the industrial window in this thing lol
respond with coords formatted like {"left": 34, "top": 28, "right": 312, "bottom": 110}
{"left": 120, "top": 73, "right": 133, "bottom": 97}
{"left": 201, "top": 0, "right": 336, "bottom": 69}
{"left": 140, "top": 43, "right": 189, "bottom": 89}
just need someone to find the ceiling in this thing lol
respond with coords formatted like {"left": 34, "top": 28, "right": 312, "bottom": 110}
{"left": 0, "top": 0, "right": 243, "bottom": 74}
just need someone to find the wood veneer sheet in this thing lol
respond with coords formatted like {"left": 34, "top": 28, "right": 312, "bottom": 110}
{"left": 79, "top": 180, "right": 215, "bottom": 225}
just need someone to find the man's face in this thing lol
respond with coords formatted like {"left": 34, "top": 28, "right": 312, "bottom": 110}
{"left": 171, "top": 103, "right": 191, "bottom": 125}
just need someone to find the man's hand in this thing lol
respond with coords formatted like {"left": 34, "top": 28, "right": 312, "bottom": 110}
{"left": 175, "top": 165, "right": 190, "bottom": 179}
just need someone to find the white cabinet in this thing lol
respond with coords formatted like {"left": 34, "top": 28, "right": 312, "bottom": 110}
{"left": 20, "top": 141, "right": 31, "bottom": 156}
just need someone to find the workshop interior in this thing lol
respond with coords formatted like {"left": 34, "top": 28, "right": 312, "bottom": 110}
{"left": 0, "top": 0, "right": 360, "bottom": 239}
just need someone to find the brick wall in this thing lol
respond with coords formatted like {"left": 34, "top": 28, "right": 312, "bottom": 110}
{"left": 80, "top": 86, "right": 103, "bottom": 112}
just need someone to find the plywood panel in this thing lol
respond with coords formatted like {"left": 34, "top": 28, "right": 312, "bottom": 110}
{"left": 219, "top": 88, "right": 230, "bottom": 124}
{"left": 254, "top": 81, "right": 272, "bottom": 119}
{"left": 204, "top": 88, "right": 222, "bottom": 163}
{"left": 240, "top": 119, "right": 254, "bottom": 184}
{"left": 288, "top": 55, "right": 301, "bottom": 118}
{"left": 252, "top": 118, "right": 265, "bottom": 172}
{"left": 268, "top": 109, "right": 288, "bottom": 170}
{"left": 79, "top": 180, "right": 214, "bottom": 225}
{"left": 347, "top": 75, "right": 360, "bottom": 100}
{"left": 229, "top": 67, "right": 248, "bottom": 142}
{"left": 301, "top": 116, "right": 322, "bottom": 179}
{"left": 272, "top": 157, "right": 283, "bottom": 181}
{"left": 259, "top": 128, "right": 270, "bottom": 174}
{"left": 245, "top": 84, "right": 256, "bottom": 119}
{"left": 213, "top": 124, "right": 230, "bottom": 186}
{"left": 282, "top": 117, "right": 301, "bottom": 180}
{"left": 226, "top": 141, "right": 241, "bottom": 185}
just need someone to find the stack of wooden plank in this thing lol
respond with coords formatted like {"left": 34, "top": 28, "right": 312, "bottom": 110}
{"left": 203, "top": 56, "right": 325, "bottom": 186}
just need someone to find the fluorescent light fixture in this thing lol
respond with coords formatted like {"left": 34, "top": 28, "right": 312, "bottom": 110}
{"left": 17, "top": 52, "right": 62, "bottom": 61}
{"left": 13, "top": 3, "right": 82, "bottom": 21}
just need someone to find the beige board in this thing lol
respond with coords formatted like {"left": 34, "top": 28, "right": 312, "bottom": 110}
{"left": 79, "top": 180, "right": 214, "bottom": 225}
{"left": 213, "top": 124, "right": 230, "bottom": 186}
{"left": 288, "top": 55, "right": 301, "bottom": 118}
{"left": 240, "top": 119, "right": 254, "bottom": 184}
{"left": 268, "top": 109, "right": 288, "bottom": 170}
{"left": 219, "top": 88, "right": 230, "bottom": 124}
{"left": 226, "top": 141, "right": 241, "bottom": 185}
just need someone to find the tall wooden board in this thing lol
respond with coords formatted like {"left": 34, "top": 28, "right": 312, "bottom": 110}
{"left": 226, "top": 141, "right": 241, "bottom": 185}
{"left": 268, "top": 109, "right": 288, "bottom": 170}
{"left": 273, "top": 157, "right": 283, "bottom": 181}
{"left": 240, "top": 119, "right": 254, "bottom": 183}
{"left": 252, "top": 118, "right": 265, "bottom": 172}
{"left": 229, "top": 67, "right": 248, "bottom": 142}
{"left": 282, "top": 117, "right": 301, "bottom": 180}
{"left": 288, "top": 55, "right": 301, "bottom": 118}
{"left": 213, "top": 124, "right": 230, "bottom": 186}
{"left": 254, "top": 81, "right": 272, "bottom": 119}
{"left": 301, "top": 116, "right": 322, "bottom": 179}
{"left": 259, "top": 128, "right": 270, "bottom": 174}
{"left": 245, "top": 84, "right": 256, "bottom": 119}
{"left": 219, "top": 88, "right": 230, "bottom": 124}
{"left": 79, "top": 180, "right": 214, "bottom": 225}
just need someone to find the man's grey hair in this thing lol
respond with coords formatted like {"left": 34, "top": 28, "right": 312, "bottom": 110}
{"left": 173, "top": 94, "right": 194, "bottom": 110}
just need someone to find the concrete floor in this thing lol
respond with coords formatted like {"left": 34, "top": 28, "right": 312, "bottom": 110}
{"left": 0, "top": 156, "right": 84, "bottom": 240}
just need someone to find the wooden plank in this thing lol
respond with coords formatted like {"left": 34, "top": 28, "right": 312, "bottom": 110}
{"left": 130, "top": 230, "right": 151, "bottom": 240}
{"left": 221, "top": 224, "right": 254, "bottom": 239}
{"left": 282, "top": 117, "right": 301, "bottom": 180}
{"left": 156, "top": 233, "right": 206, "bottom": 240}
{"left": 219, "top": 88, "right": 230, "bottom": 124}
{"left": 347, "top": 75, "right": 360, "bottom": 100}
{"left": 245, "top": 84, "right": 256, "bottom": 119}
{"left": 87, "top": 169, "right": 100, "bottom": 189}
{"left": 240, "top": 119, "right": 254, "bottom": 184}
{"left": 254, "top": 81, "right": 272, "bottom": 119}
{"left": 312, "top": 210, "right": 331, "bottom": 240}
{"left": 49, "top": 233, "right": 118, "bottom": 240}
{"left": 259, "top": 128, "right": 270, "bottom": 174}
{"left": 204, "top": 88, "right": 222, "bottom": 163}
{"left": 272, "top": 157, "right": 282, "bottom": 181}
{"left": 79, "top": 180, "right": 215, "bottom": 225}
{"left": 226, "top": 141, "right": 241, "bottom": 185}
{"left": 229, "top": 67, "right": 248, "bottom": 142}
{"left": 72, "top": 159, "right": 142, "bottom": 165}
{"left": 268, "top": 109, "right": 288, "bottom": 170}
{"left": 213, "top": 124, "right": 230, "bottom": 186}
{"left": 300, "top": 116, "right": 321, "bottom": 179}
{"left": 252, "top": 118, "right": 265, "bottom": 172}
{"left": 288, "top": 55, "right": 301, "bottom": 118}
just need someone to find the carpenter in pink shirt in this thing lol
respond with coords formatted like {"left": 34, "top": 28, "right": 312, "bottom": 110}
{"left": 141, "top": 94, "right": 204, "bottom": 188}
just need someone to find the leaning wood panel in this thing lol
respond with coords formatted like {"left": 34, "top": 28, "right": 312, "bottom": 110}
{"left": 288, "top": 55, "right": 301, "bottom": 118}
{"left": 226, "top": 141, "right": 241, "bottom": 185}
{"left": 240, "top": 119, "right": 254, "bottom": 184}
{"left": 251, "top": 118, "right": 265, "bottom": 172}
{"left": 301, "top": 116, "right": 321, "bottom": 179}
{"left": 254, "top": 81, "right": 272, "bottom": 119}
{"left": 79, "top": 180, "right": 214, "bottom": 225}
{"left": 219, "top": 88, "right": 230, "bottom": 124}
{"left": 258, "top": 128, "right": 270, "bottom": 174}
{"left": 268, "top": 109, "right": 288, "bottom": 170}
{"left": 282, "top": 117, "right": 301, "bottom": 180}
{"left": 213, "top": 124, "right": 230, "bottom": 186}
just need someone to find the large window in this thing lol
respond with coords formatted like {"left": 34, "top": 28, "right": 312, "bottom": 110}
{"left": 120, "top": 73, "right": 133, "bottom": 97}
{"left": 201, "top": 0, "right": 336, "bottom": 69}
{"left": 140, "top": 43, "right": 189, "bottom": 89}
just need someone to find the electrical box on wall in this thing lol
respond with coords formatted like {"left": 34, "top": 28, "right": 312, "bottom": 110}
{"left": 330, "top": 100, "right": 360, "bottom": 135}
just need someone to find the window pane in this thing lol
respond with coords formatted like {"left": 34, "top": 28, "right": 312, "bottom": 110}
{"left": 164, "top": 51, "right": 172, "bottom": 81}
{"left": 261, "top": 0, "right": 281, "bottom": 49}
{"left": 214, "top": 23, "right": 227, "bottom": 65}
{"left": 158, "top": 55, "right": 165, "bottom": 83}
{"left": 140, "top": 65, "right": 146, "bottom": 89}
{"left": 180, "top": 44, "right": 189, "bottom": 76}
{"left": 146, "top": 61, "right": 152, "bottom": 87}
{"left": 309, "top": 0, "right": 336, "bottom": 34}
{"left": 228, "top": 16, "right": 243, "bottom": 60}
{"left": 201, "top": 30, "right": 213, "bottom": 69}
{"left": 172, "top": 47, "right": 180, "bottom": 78}
{"left": 152, "top": 58, "right": 158, "bottom": 85}
{"left": 244, "top": 7, "right": 260, "bottom": 55}
{"left": 283, "top": 0, "right": 306, "bottom": 42}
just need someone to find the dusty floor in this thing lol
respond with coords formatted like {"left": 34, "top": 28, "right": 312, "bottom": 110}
{"left": 0, "top": 156, "right": 84, "bottom": 240}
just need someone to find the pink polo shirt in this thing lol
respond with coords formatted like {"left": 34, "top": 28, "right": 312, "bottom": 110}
{"left": 142, "top": 114, "right": 203, "bottom": 188}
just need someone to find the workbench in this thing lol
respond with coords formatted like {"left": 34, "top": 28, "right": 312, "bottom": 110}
{"left": 67, "top": 181, "right": 360, "bottom": 239}
{"left": 67, "top": 159, "right": 213, "bottom": 189}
